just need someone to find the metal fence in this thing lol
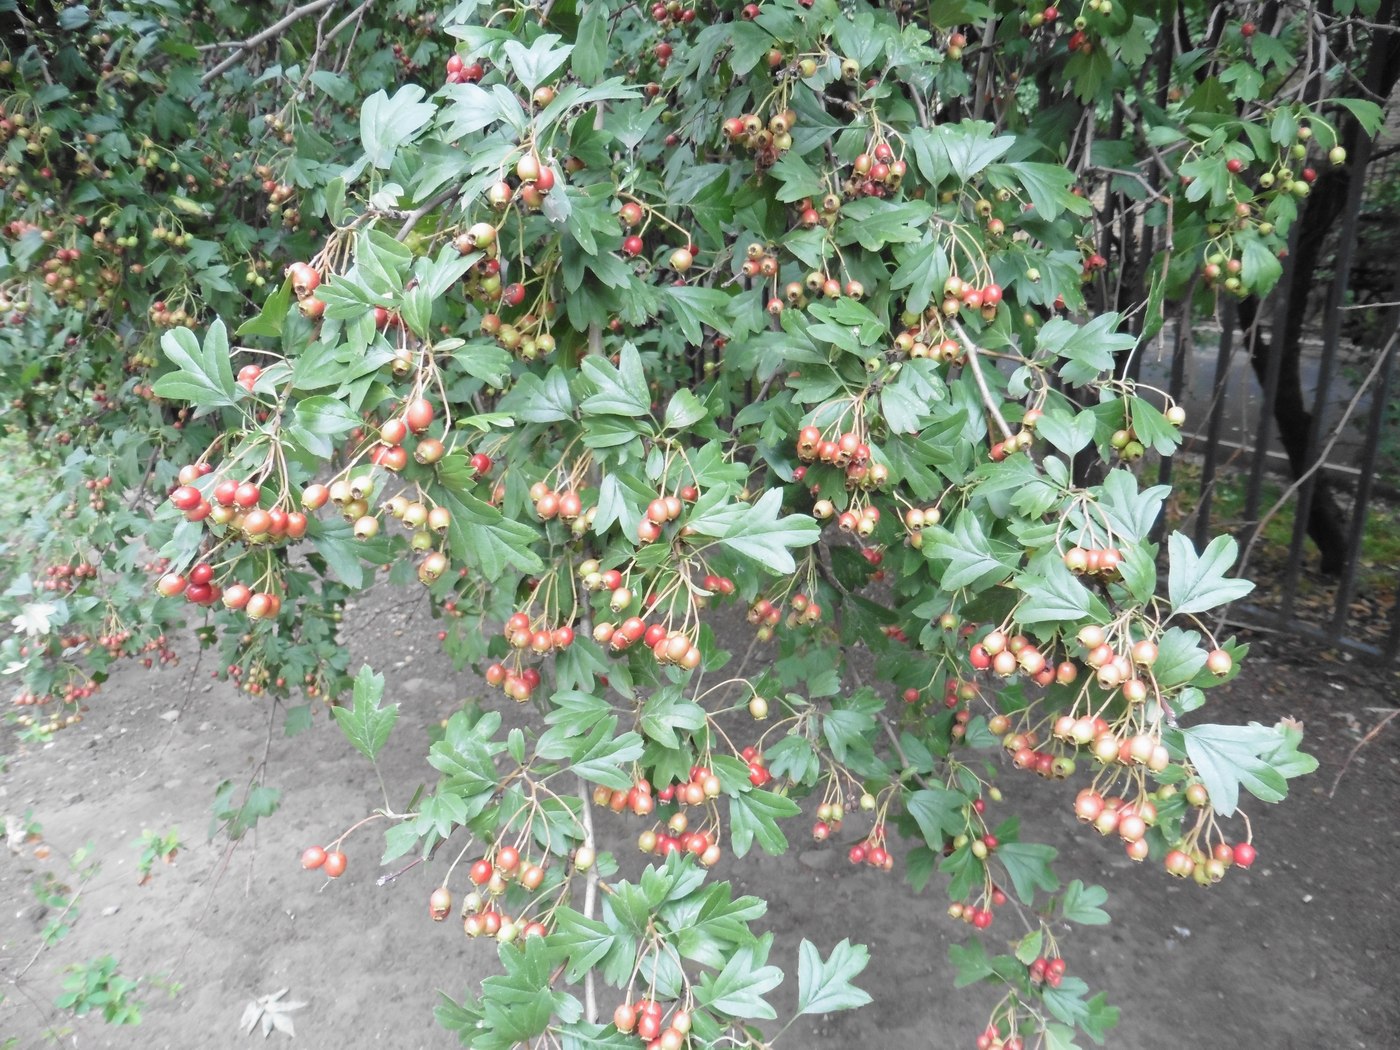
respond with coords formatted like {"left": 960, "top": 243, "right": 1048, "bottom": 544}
{"left": 1136, "top": 143, "right": 1400, "bottom": 666}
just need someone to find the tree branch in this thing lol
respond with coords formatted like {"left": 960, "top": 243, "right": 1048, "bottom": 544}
{"left": 201, "top": 0, "right": 343, "bottom": 85}
{"left": 578, "top": 778, "right": 600, "bottom": 1023}
{"left": 949, "top": 319, "right": 1014, "bottom": 442}
{"left": 394, "top": 186, "right": 458, "bottom": 242}
{"left": 1230, "top": 325, "right": 1397, "bottom": 592}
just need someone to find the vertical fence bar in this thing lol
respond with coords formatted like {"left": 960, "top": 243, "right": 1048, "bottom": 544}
{"left": 1328, "top": 300, "right": 1399, "bottom": 647}
{"left": 1278, "top": 138, "right": 1373, "bottom": 621}
{"left": 1387, "top": 578, "right": 1400, "bottom": 666}
{"left": 1194, "top": 298, "right": 1237, "bottom": 549}
{"left": 1152, "top": 298, "right": 1193, "bottom": 541}
{"left": 1124, "top": 208, "right": 1152, "bottom": 386}
{"left": 1243, "top": 228, "right": 1301, "bottom": 526}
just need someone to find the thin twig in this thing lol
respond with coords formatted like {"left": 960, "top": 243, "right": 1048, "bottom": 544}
{"left": 877, "top": 714, "right": 933, "bottom": 791}
{"left": 323, "top": 0, "right": 373, "bottom": 47}
{"left": 949, "top": 319, "right": 1014, "bottom": 441}
{"left": 578, "top": 780, "right": 599, "bottom": 1023}
{"left": 1329, "top": 708, "right": 1399, "bottom": 797}
{"left": 377, "top": 856, "right": 426, "bottom": 886}
{"left": 201, "top": 0, "right": 343, "bottom": 84}
{"left": 126, "top": 449, "right": 161, "bottom": 510}
{"left": 969, "top": 15, "right": 997, "bottom": 121}
{"left": 395, "top": 186, "right": 459, "bottom": 242}
{"left": 1231, "top": 326, "right": 1398, "bottom": 589}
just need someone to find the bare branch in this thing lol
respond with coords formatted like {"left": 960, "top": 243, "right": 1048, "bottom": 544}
{"left": 395, "top": 186, "right": 459, "bottom": 242}
{"left": 201, "top": 0, "right": 343, "bottom": 85}
{"left": 1231, "top": 325, "right": 1398, "bottom": 588}
{"left": 949, "top": 319, "right": 1014, "bottom": 442}
{"left": 578, "top": 779, "right": 600, "bottom": 1024}
{"left": 1330, "top": 708, "right": 1400, "bottom": 798}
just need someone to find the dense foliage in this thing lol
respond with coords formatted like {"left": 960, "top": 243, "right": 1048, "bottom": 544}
{"left": 7, "top": 0, "right": 1391, "bottom": 1046}
{"left": 1, "top": 0, "right": 450, "bottom": 713}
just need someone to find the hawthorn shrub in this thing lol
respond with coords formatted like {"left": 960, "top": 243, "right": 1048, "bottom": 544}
{"left": 0, "top": 0, "right": 452, "bottom": 720}
{"left": 9, "top": 0, "right": 1390, "bottom": 1046}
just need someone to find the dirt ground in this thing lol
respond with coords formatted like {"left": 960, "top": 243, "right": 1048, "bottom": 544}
{"left": 1, "top": 591, "right": 1397, "bottom": 1049}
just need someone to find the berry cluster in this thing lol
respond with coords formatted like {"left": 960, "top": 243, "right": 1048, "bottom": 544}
{"left": 744, "top": 594, "right": 822, "bottom": 643}
{"left": 529, "top": 481, "right": 592, "bottom": 534}
{"left": 1071, "top": 791, "right": 1160, "bottom": 861}
{"left": 483, "top": 612, "right": 574, "bottom": 701}
{"left": 798, "top": 425, "right": 891, "bottom": 495}
{"left": 444, "top": 52, "right": 484, "bottom": 84}
{"left": 968, "top": 629, "right": 1066, "bottom": 687}
{"left": 168, "top": 468, "right": 307, "bottom": 544}
{"left": 810, "top": 794, "right": 845, "bottom": 841}
{"left": 647, "top": 0, "right": 695, "bottom": 28}
{"left": 300, "top": 844, "right": 347, "bottom": 878}
{"left": 613, "top": 998, "right": 692, "bottom": 1047}
{"left": 36, "top": 559, "right": 98, "bottom": 593}
{"left": 1027, "top": 954, "right": 1068, "bottom": 988}
{"left": 590, "top": 617, "right": 697, "bottom": 668}
{"left": 847, "top": 821, "right": 895, "bottom": 872}
{"left": 615, "top": 765, "right": 732, "bottom": 868}
{"left": 843, "top": 140, "right": 907, "bottom": 200}
{"left": 458, "top": 848, "right": 550, "bottom": 941}
{"left": 721, "top": 106, "right": 800, "bottom": 170}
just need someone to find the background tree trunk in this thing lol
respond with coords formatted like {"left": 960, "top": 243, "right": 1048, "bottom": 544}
{"left": 1235, "top": 4, "right": 1400, "bottom": 574}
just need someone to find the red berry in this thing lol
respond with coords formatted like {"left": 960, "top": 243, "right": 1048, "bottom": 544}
{"left": 301, "top": 845, "right": 327, "bottom": 870}
{"left": 323, "top": 850, "right": 347, "bottom": 877}
{"left": 614, "top": 1003, "right": 637, "bottom": 1033}
{"left": 406, "top": 398, "right": 434, "bottom": 433}
{"left": 169, "top": 486, "right": 201, "bottom": 510}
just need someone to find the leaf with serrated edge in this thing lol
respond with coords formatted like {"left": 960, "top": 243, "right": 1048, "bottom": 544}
{"left": 1167, "top": 533, "right": 1254, "bottom": 617}
{"left": 796, "top": 939, "right": 874, "bottom": 1015}
{"left": 332, "top": 664, "right": 398, "bottom": 762}
{"left": 1061, "top": 879, "right": 1110, "bottom": 925}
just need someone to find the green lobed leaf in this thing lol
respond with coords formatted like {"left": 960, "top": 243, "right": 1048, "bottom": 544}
{"left": 433, "top": 459, "right": 546, "bottom": 578}
{"left": 153, "top": 324, "right": 237, "bottom": 410}
{"left": 360, "top": 85, "right": 436, "bottom": 169}
{"left": 728, "top": 788, "right": 800, "bottom": 857}
{"left": 996, "top": 840, "right": 1060, "bottom": 904}
{"left": 695, "top": 934, "right": 783, "bottom": 1019}
{"left": 795, "top": 939, "right": 874, "bottom": 1015}
{"left": 690, "top": 488, "right": 820, "bottom": 576}
{"left": 905, "top": 785, "right": 965, "bottom": 846}
{"left": 991, "top": 162, "right": 1095, "bottom": 220}
{"left": 640, "top": 686, "right": 707, "bottom": 749}
{"left": 1042, "top": 313, "right": 1137, "bottom": 387}
{"left": 331, "top": 664, "right": 399, "bottom": 762}
{"left": 1177, "top": 721, "right": 1315, "bottom": 816}
{"left": 663, "top": 285, "right": 733, "bottom": 345}
{"left": 237, "top": 278, "right": 293, "bottom": 338}
{"left": 288, "top": 396, "right": 362, "bottom": 458}
{"left": 581, "top": 343, "right": 651, "bottom": 416}
{"left": 663, "top": 389, "right": 708, "bottom": 430}
{"left": 572, "top": 5, "right": 608, "bottom": 84}
{"left": 1167, "top": 533, "right": 1254, "bottom": 617}
{"left": 1060, "top": 879, "right": 1111, "bottom": 925}
{"left": 925, "top": 512, "right": 1017, "bottom": 592}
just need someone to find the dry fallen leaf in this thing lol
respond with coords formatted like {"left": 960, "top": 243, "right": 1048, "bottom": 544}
{"left": 240, "top": 988, "right": 307, "bottom": 1038}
